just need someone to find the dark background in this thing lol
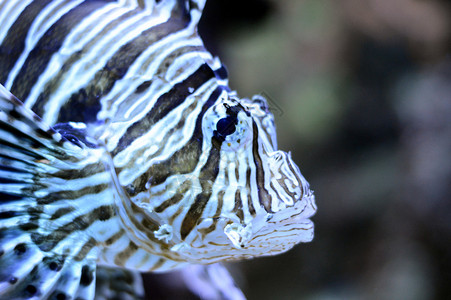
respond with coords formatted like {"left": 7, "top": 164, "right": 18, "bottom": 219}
{"left": 196, "top": 0, "right": 451, "bottom": 299}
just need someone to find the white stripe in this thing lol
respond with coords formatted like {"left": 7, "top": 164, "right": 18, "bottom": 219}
{"left": 0, "top": 0, "right": 34, "bottom": 43}
{"left": 165, "top": 50, "right": 208, "bottom": 83}
{"left": 99, "top": 233, "right": 130, "bottom": 262}
{"left": 222, "top": 162, "right": 238, "bottom": 216}
{"left": 99, "top": 28, "right": 203, "bottom": 121}
{"left": 202, "top": 168, "right": 227, "bottom": 219}
{"left": 115, "top": 41, "right": 206, "bottom": 120}
{"left": 101, "top": 78, "right": 169, "bottom": 152}
{"left": 23, "top": 3, "right": 138, "bottom": 109}
{"left": 114, "top": 81, "right": 219, "bottom": 185}
{"left": 246, "top": 147, "right": 266, "bottom": 216}
{"left": 41, "top": 8, "right": 172, "bottom": 125}
{"left": 60, "top": 1, "right": 135, "bottom": 55}
{"left": 5, "top": 0, "right": 83, "bottom": 89}
{"left": 101, "top": 50, "right": 209, "bottom": 152}
{"left": 28, "top": 0, "right": 80, "bottom": 47}
{"left": 40, "top": 171, "right": 111, "bottom": 195}
{"left": 114, "top": 86, "right": 206, "bottom": 183}
{"left": 24, "top": 2, "right": 150, "bottom": 113}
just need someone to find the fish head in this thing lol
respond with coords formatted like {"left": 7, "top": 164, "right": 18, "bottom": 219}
{"left": 187, "top": 94, "right": 317, "bottom": 261}
{"left": 118, "top": 94, "right": 316, "bottom": 265}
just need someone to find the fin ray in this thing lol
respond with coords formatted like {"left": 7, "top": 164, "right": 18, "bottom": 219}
{"left": 95, "top": 266, "right": 144, "bottom": 300}
{"left": 0, "top": 84, "right": 110, "bottom": 299}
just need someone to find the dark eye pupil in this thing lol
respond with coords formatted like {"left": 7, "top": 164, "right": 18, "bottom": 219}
{"left": 215, "top": 116, "right": 237, "bottom": 139}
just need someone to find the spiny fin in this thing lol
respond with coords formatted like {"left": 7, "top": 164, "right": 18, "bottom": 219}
{"left": 95, "top": 266, "right": 144, "bottom": 300}
{"left": 0, "top": 84, "right": 112, "bottom": 299}
{"left": 142, "top": 0, "right": 206, "bottom": 23}
{"left": 178, "top": 0, "right": 207, "bottom": 16}
{"left": 181, "top": 264, "right": 246, "bottom": 300}
{"left": 140, "top": 0, "right": 206, "bottom": 12}
{"left": 0, "top": 243, "right": 97, "bottom": 300}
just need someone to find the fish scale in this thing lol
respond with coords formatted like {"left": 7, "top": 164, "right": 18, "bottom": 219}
{"left": 0, "top": 0, "right": 316, "bottom": 299}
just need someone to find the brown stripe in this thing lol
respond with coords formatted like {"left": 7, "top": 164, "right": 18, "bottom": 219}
{"left": 74, "top": 237, "right": 96, "bottom": 261}
{"left": 51, "top": 162, "right": 105, "bottom": 180}
{"left": 234, "top": 159, "right": 240, "bottom": 181}
{"left": 30, "top": 7, "right": 141, "bottom": 119}
{"left": 18, "top": 206, "right": 43, "bottom": 232}
{"left": 154, "top": 193, "right": 184, "bottom": 213}
{"left": 36, "top": 183, "right": 109, "bottom": 205}
{"left": 0, "top": 130, "right": 47, "bottom": 161}
{"left": 252, "top": 121, "right": 272, "bottom": 211}
{"left": 168, "top": 202, "right": 187, "bottom": 224}
{"left": 112, "top": 63, "right": 215, "bottom": 156}
{"left": 271, "top": 180, "right": 290, "bottom": 204}
{"left": 215, "top": 190, "right": 225, "bottom": 218}
{"left": 11, "top": 1, "right": 109, "bottom": 101}
{"left": 50, "top": 207, "right": 75, "bottom": 220}
{"left": 232, "top": 189, "right": 244, "bottom": 222}
{"left": 154, "top": 180, "right": 191, "bottom": 213}
{"left": 246, "top": 168, "right": 256, "bottom": 216}
{"left": 247, "top": 194, "right": 256, "bottom": 216}
{"left": 149, "top": 258, "right": 166, "bottom": 271}
{"left": 197, "top": 189, "right": 225, "bottom": 238}
{"left": 54, "top": 9, "right": 191, "bottom": 123}
{"left": 105, "top": 229, "right": 125, "bottom": 246}
{"left": 126, "top": 86, "right": 223, "bottom": 195}
{"left": 31, "top": 205, "right": 114, "bottom": 252}
{"left": 0, "top": 0, "right": 52, "bottom": 84}
{"left": 286, "top": 156, "right": 304, "bottom": 199}
{"left": 153, "top": 45, "right": 205, "bottom": 78}
{"left": 0, "top": 118, "right": 59, "bottom": 157}
{"left": 180, "top": 137, "right": 223, "bottom": 240}
{"left": 114, "top": 241, "right": 138, "bottom": 266}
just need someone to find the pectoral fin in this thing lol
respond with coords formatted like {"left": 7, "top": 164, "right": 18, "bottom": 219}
{"left": 0, "top": 84, "right": 113, "bottom": 299}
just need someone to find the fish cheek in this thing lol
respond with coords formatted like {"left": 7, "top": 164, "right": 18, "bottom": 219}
{"left": 126, "top": 136, "right": 203, "bottom": 196}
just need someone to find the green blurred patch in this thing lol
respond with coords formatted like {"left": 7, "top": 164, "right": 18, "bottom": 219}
{"left": 221, "top": 0, "right": 345, "bottom": 148}
{"left": 282, "top": 75, "right": 344, "bottom": 145}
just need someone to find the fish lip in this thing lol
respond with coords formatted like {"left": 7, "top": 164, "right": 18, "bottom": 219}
{"left": 291, "top": 208, "right": 316, "bottom": 223}
{"left": 271, "top": 188, "right": 317, "bottom": 221}
{"left": 281, "top": 198, "right": 316, "bottom": 237}
{"left": 297, "top": 191, "right": 317, "bottom": 220}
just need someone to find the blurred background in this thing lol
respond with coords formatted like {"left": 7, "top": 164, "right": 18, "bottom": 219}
{"left": 196, "top": 0, "right": 451, "bottom": 299}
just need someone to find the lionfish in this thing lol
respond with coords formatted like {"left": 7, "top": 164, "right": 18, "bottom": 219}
{"left": 0, "top": 0, "right": 316, "bottom": 299}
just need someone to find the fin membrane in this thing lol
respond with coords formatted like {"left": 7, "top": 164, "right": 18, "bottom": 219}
{"left": 95, "top": 266, "right": 144, "bottom": 300}
{"left": 0, "top": 84, "right": 104, "bottom": 299}
{"left": 181, "top": 264, "right": 246, "bottom": 300}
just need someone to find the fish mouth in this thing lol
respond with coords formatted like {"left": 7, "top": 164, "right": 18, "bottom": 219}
{"left": 293, "top": 189, "right": 317, "bottom": 220}
{"left": 220, "top": 197, "right": 316, "bottom": 259}
{"left": 256, "top": 189, "right": 317, "bottom": 245}
{"left": 268, "top": 189, "right": 316, "bottom": 227}
{"left": 223, "top": 189, "right": 317, "bottom": 251}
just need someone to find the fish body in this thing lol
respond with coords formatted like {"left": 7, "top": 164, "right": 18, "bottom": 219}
{"left": 0, "top": 0, "right": 316, "bottom": 299}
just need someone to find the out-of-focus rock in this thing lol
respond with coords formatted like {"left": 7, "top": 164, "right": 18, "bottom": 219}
{"left": 395, "top": 62, "right": 451, "bottom": 230}
{"left": 341, "top": 0, "right": 451, "bottom": 60}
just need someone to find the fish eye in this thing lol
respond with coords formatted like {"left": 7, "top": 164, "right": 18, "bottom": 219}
{"left": 214, "top": 115, "right": 238, "bottom": 141}
{"left": 204, "top": 101, "right": 253, "bottom": 151}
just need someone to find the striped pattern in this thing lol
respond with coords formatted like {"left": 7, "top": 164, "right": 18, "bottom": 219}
{"left": 0, "top": 84, "right": 113, "bottom": 299}
{"left": 0, "top": 0, "right": 316, "bottom": 284}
